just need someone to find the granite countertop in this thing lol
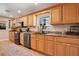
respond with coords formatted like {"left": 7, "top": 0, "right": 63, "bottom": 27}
{"left": 10, "top": 31, "right": 79, "bottom": 39}
{"left": 32, "top": 32, "right": 79, "bottom": 39}
{"left": 45, "top": 33, "right": 79, "bottom": 39}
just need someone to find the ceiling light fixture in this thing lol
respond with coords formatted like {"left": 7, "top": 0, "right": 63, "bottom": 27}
{"left": 34, "top": 3, "right": 38, "bottom": 5}
{"left": 9, "top": 15, "right": 13, "bottom": 17}
{"left": 18, "top": 10, "right": 21, "bottom": 14}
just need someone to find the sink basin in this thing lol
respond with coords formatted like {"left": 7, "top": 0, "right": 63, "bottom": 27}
{"left": 34, "top": 32, "right": 43, "bottom": 34}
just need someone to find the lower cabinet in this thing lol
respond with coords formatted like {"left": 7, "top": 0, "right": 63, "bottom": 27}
{"left": 31, "top": 38, "right": 37, "bottom": 50}
{"left": 31, "top": 34, "right": 37, "bottom": 50}
{"left": 36, "top": 34, "right": 45, "bottom": 53}
{"left": 20, "top": 32, "right": 24, "bottom": 46}
{"left": 67, "top": 44, "right": 79, "bottom": 56}
{"left": 31, "top": 34, "right": 45, "bottom": 53}
{"left": 30, "top": 34, "right": 79, "bottom": 56}
{"left": 44, "top": 36, "right": 55, "bottom": 55}
{"left": 9, "top": 32, "right": 12, "bottom": 41}
{"left": 55, "top": 41, "right": 79, "bottom": 56}
{"left": 36, "top": 39, "right": 45, "bottom": 52}
{"left": 9, "top": 32, "right": 15, "bottom": 42}
{"left": 55, "top": 42, "right": 67, "bottom": 56}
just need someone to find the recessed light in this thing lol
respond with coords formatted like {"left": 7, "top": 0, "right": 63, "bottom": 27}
{"left": 17, "top": 10, "right": 21, "bottom": 13}
{"left": 34, "top": 3, "right": 38, "bottom": 5}
{"left": 9, "top": 15, "right": 13, "bottom": 17}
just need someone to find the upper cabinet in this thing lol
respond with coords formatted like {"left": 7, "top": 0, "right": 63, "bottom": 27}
{"left": 51, "top": 4, "right": 79, "bottom": 24}
{"left": 12, "top": 19, "right": 16, "bottom": 25}
{"left": 76, "top": 4, "right": 79, "bottom": 23}
{"left": 13, "top": 4, "right": 79, "bottom": 26}
{"left": 19, "top": 17, "right": 23, "bottom": 22}
{"left": 17, "top": 16, "right": 28, "bottom": 26}
{"left": 28, "top": 14, "right": 33, "bottom": 26}
{"left": 23, "top": 16, "right": 28, "bottom": 26}
{"left": 51, "top": 5, "right": 62, "bottom": 25}
{"left": 32, "top": 14, "right": 37, "bottom": 26}
{"left": 62, "top": 4, "right": 77, "bottom": 24}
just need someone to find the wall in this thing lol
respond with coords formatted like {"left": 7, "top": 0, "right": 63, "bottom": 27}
{"left": 30, "top": 13, "right": 79, "bottom": 34}
{"left": 0, "top": 17, "right": 11, "bottom": 41}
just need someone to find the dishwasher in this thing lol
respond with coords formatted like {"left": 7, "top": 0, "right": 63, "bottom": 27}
{"left": 14, "top": 32, "right": 20, "bottom": 45}
{"left": 24, "top": 32, "right": 31, "bottom": 49}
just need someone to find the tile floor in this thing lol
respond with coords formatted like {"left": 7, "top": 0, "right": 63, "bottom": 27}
{"left": 0, "top": 40, "right": 45, "bottom": 56}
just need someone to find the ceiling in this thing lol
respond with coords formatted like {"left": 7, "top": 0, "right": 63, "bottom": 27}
{"left": 0, "top": 3, "right": 58, "bottom": 19}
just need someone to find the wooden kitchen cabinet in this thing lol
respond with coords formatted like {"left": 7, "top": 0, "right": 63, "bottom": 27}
{"left": 76, "top": 4, "right": 79, "bottom": 23}
{"left": 31, "top": 34, "right": 37, "bottom": 50}
{"left": 19, "top": 17, "right": 24, "bottom": 22}
{"left": 32, "top": 14, "right": 37, "bottom": 26}
{"left": 23, "top": 16, "right": 28, "bottom": 26}
{"left": 68, "top": 44, "right": 79, "bottom": 56}
{"left": 55, "top": 42, "right": 79, "bottom": 56}
{"left": 55, "top": 42, "right": 67, "bottom": 56}
{"left": 62, "top": 43, "right": 79, "bottom": 56}
{"left": 62, "top": 4, "right": 77, "bottom": 24}
{"left": 12, "top": 4, "right": 79, "bottom": 26}
{"left": 28, "top": 14, "right": 33, "bottom": 26}
{"left": 55, "top": 37, "right": 79, "bottom": 56}
{"left": 51, "top": 4, "right": 79, "bottom": 24}
{"left": 31, "top": 34, "right": 45, "bottom": 53}
{"left": 51, "top": 5, "right": 62, "bottom": 24}
{"left": 44, "top": 36, "right": 55, "bottom": 55}
{"left": 30, "top": 33, "right": 79, "bottom": 56}
{"left": 36, "top": 39, "right": 45, "bottom": 53}
{"left": 9, "top": 32, "right": 15, "bottom": 42}
{"left": 14, "top": 18, "right": 20, "bottom": 23}
{"left": 20, "top": 32, "right": 24, "bottom": 46}
{"left": 9, "top": 32, "right": 12, "bottom": 41}
{"left": 36, "top": 35, "right": 45, "bottom": 53}
{"left": 12, "top": 19, "right": 16, "bottom": 25}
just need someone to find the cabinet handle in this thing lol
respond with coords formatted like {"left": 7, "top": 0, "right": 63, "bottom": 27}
{"left": 67, "top": 44, "right": 70, "bottom": 45}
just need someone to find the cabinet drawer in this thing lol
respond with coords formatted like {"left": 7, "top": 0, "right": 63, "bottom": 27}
{"left": 45, "top": 36, "right": 56, "bottom": 41}
{"left": 36, "top": 35, "right": 44, "bottom": 39}
{"left": 56, "top": 37, "right": 79, "bottom": 45}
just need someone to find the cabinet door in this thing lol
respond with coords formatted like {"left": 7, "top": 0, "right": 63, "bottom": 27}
{"left": 12, "top": 19, "right": 16, "bottom": 25}
{"left": 51, "top": 5, "right": 62, "bottom": 24}
{"left": 65, "top": 44, "right": 79, "bottom": 56}
{"left": 76, "top": 4, "right": 79, "bottom": 23}
{"left": 19, "top": 17, "right": 23, "bottom": 22}
{"left": 33, "top": 14, "right": 37, "bottom": 26}
{"left": 20, "top": 33, "right": 24, "bottom": 46}
{"left": 17, "top": 18, "right": 22, "bottom": 22}
{"left": 63, "top": 4, "right": 77, "bottom": 24}
{"left": 28, "top": 15, "right": 33, "bottom": 26}
{"left": 36, "top": 35, "right": 45, "bottom": 52}
{"left": 9, "top": 32, "right": 12, "bottom": 41}
{"left": 45, "top": 36, "right": 55, "bottom": 55}
{"left": 55, "top": 42, "right": 67, "bottom": 56}
{"left": 55, "top": 42, "right": 79, "bottom": 56}
{"left": 10, "top": 32, "right": 15, "bottom": 42}
{"left": 23, "top": 16, "right": 28, "bottom": 26}
{"left": 31, "top": 34, "right": 37, "bottom": 50}
{"left": 68, "top": 44, "right": 79, "bottom": 56}
{"left": 37, "top": 39, "right": 45, "bottom": 52}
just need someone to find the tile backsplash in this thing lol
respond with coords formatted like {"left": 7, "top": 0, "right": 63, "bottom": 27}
{"left": 30, "top": 24, "right": 79, "bottom": 33}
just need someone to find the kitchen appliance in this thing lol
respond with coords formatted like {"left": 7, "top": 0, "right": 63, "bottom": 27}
{"left": 14, "top": 32, "right": 20, "bottom": 45}
{"left": 16, "top": 22, "right": 23, "bottom": 27}
{"left": 65, "top": 25, "right": 79, "bottom": 35}
{"left": 24, "top": 32, "right": 31, "bottom": 48}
